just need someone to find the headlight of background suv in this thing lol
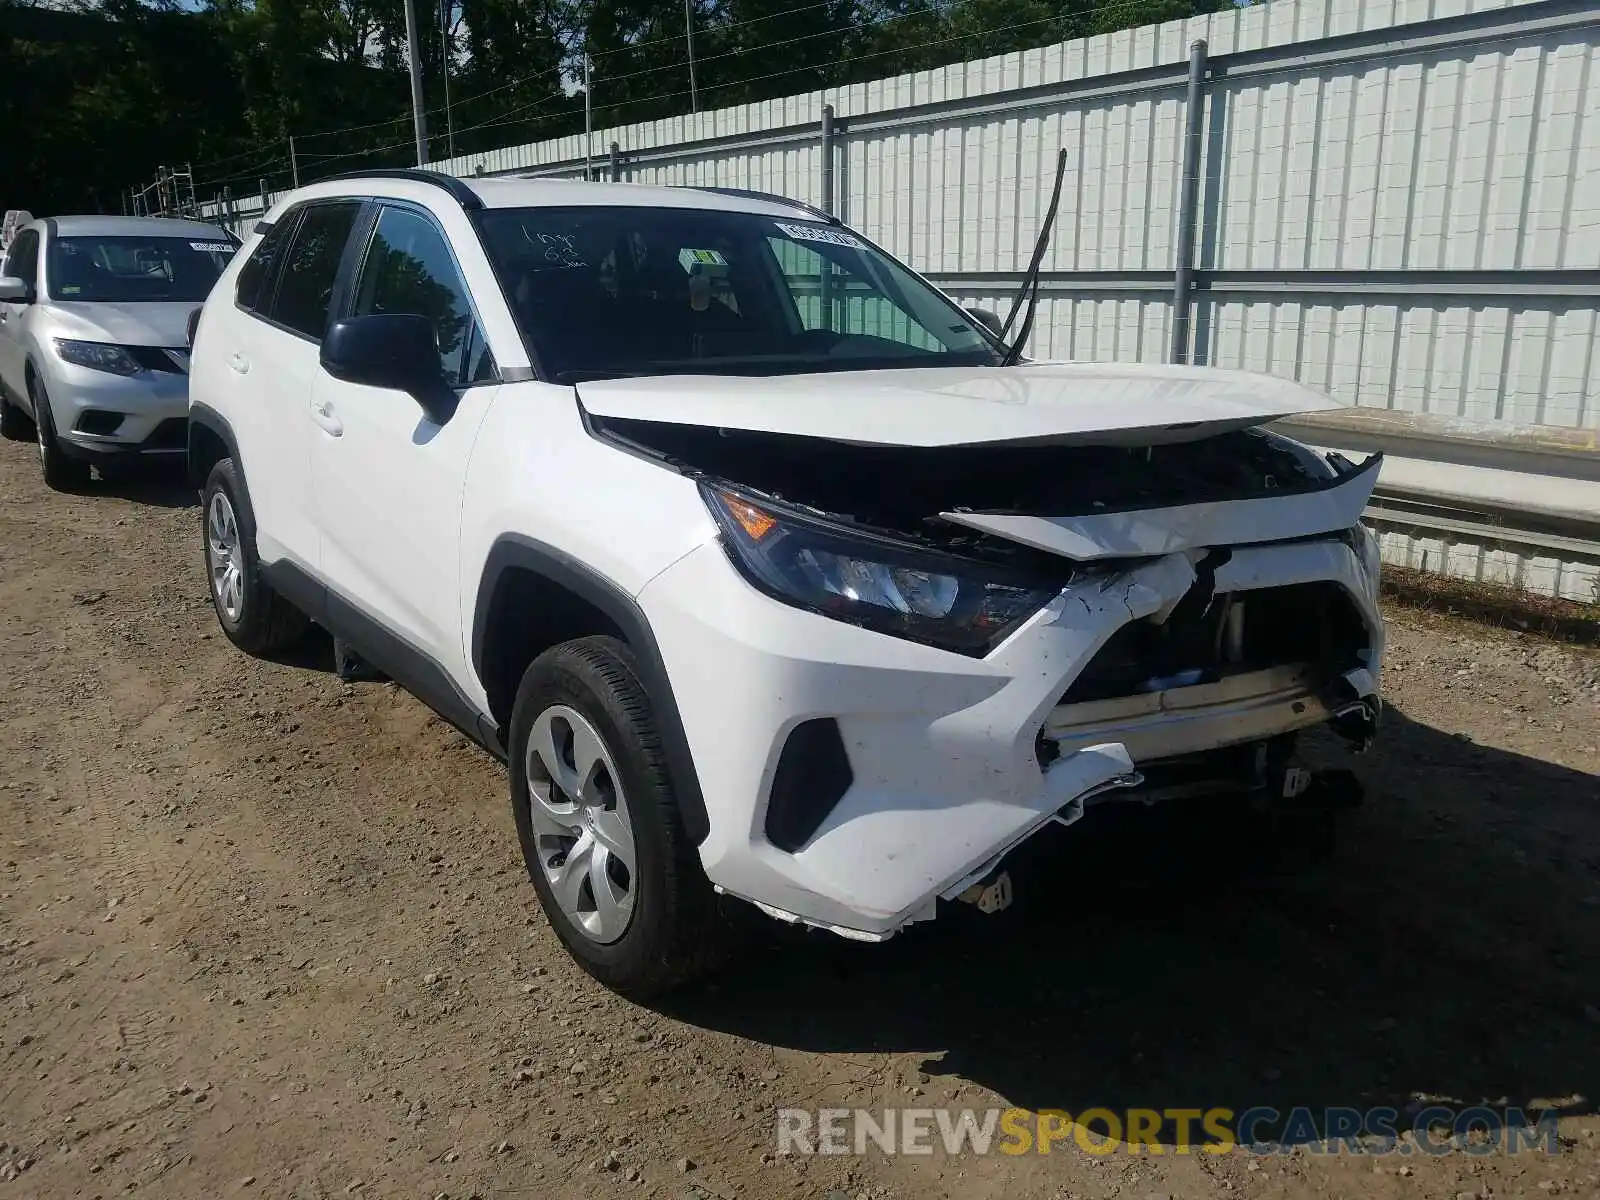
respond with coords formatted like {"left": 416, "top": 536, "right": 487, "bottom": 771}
{"left": 703, "top": 485, "right": 1061, "bottom": 656}
{"left": 54, "top": 339, "right": 144, "bottom": 376}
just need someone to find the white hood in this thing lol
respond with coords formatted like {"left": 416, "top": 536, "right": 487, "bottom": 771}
{"left": 577, "top": 361, "right": 1349, "bottom": 448}
{"left": 42, "top": 301, "right": 195, "bottom": 348}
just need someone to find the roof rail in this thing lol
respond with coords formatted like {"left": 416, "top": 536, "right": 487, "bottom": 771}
{"left": 681, "top": 186, "right": 836, "bottom": 224}
{"left": 313, "top": 168, "right": 483, "bottom": 211}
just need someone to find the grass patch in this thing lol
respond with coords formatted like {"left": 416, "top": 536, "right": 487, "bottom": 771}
{"left": 1381, "top": 565, "right": 1600, "bottom": 647}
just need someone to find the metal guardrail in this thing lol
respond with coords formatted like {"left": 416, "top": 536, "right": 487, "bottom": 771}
{"left": 1272, "top": 409, "right": 1600, "bottom": 485}
{"left": 1271, "top": 408, "right": 1600, "bottom": 574}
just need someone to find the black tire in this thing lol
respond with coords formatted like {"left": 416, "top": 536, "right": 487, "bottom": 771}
{"left": 509, "top": 636, "right": 737, "bottom": 999}
{"left": 0, "top": 385, "right": 33, "bottom": 441}
{"left": 30, "top": 377, "right": 91, "bottom": 491}
{"left": 201, "top": 458, "right": 308, "bottom": 655}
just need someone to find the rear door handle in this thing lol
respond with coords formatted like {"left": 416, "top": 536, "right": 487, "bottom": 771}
{"left": 310, "top": 399, "right": 343, "bottom": 437}
{"left": 227, "top": 352, "right": 249, "bottom": 375}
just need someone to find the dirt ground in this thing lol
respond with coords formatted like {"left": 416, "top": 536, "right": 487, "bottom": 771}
{"left": 0, "top": 441, "right": 1597, "bottom": 1200}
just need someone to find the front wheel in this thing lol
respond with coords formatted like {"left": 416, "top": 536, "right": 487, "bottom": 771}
{"left": 30, "top": 378, "right": 90, "bottom": 491}
{"left": 509, "top": 636, "right": 736, "bottom": 999}
{"left": 201, "top": 458, "right": 308, "bottom": 654}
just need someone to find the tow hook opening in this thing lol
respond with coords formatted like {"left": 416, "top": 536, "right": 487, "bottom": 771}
{"left": 957, "top": 869, "right": 1014, "bottom": 914}
{"left": 1330, "top": 696, "right": 1382, "bottom": 753}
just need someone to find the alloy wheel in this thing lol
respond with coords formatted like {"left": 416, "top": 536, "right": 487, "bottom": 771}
{"left": 206, "top": 490, "right": 245, "bottom": 622}
{"left": 524, "top": 703, "right": 638, "bottom": 944}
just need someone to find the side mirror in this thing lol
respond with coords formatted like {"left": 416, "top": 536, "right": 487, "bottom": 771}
{"left": 965, "top": 307, "right": 1003, "bottom": 339}
{"left": 321, "top": 314, "right": 455, "bottom": 422}
{"left": 0, "top": 275, "right": 34, "bottom": 304}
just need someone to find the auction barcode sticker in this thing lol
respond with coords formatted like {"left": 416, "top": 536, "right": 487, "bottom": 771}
{"left": 191, "top": 241, "right": 235, "bottom": 253}
{"left": 775, "top": 222, "right": 863, "bottom": 249}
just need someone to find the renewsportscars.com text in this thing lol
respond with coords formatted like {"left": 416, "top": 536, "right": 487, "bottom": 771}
{"left": 775, "top": 1106, "right": 1561, "bottom": 1157}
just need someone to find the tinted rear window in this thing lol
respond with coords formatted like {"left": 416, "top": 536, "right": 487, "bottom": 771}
{"left": 235, "top": 217, "right": 298, "bottom": 314}
{"left": 263, "top": 202, "right": 361, "bottom": 340}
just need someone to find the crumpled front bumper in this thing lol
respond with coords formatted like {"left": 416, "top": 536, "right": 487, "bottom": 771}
{"left": 637, "top": 532, "right": 1383, "bottom": 941}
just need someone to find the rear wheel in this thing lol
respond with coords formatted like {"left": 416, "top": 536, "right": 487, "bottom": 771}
{"left": 509, "top": 636, "right": 736, "bottom": 999}
{"left": 202, "top": 458, "right": 308, "bottom": 654}
{"left": 30, "top": 377, "right": 90, "bottom": 491}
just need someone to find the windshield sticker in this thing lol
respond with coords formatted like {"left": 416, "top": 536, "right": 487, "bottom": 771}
{"left": 59, "top": 285, "right": 81, "bottom": 294}
{"left": 678, "top": 248, "right": 728, "bottom": 273}
{"left": 190, "top": 241, "right": 234, "bottom": 253}
{"left": 775, "top": 222, "right": 863, "bottom": 250}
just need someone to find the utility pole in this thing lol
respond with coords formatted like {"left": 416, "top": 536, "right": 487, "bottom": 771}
{"left": 289, "top": 136, "right": 300, "bottom": 187}
{"left": 439, "top": 0, "right": 456, "bottom": 159}
{"left": 685, "top": 0, "right": 699, "bottom": 114}
{"left": 402, "top": 0, "right": 430, "bottom": 166}
{"left": 583, "top": 53, "right": 594, "bottom": 181}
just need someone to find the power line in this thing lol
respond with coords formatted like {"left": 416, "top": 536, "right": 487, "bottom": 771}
{"left": 198, "top": 0, "right": 1137, "bottom": 195}
{"left": 586, "top": 1, "right": 1125, "bottom": 117}
{"left": 598, "top": 0, "right": 1038, "bottom": 89}
{"left": 199, "top": 157, "right": 292, "bottom": 190}
{"left": 220, "top": 0, "right": 837, "bottom": 156}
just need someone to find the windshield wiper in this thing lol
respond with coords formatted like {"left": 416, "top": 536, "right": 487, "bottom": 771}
{"left": 998, "top": 148, "right": 1069, "bottom": 367}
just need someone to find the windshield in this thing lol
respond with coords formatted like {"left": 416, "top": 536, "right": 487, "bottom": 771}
{"left": 477, "top": 206, "right": 1000, "bottom": 381}
{"left": 47, "top": 234, "right": 235, "bottom": 304}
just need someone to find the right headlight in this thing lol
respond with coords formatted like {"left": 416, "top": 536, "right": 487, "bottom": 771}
{"left": 702, "top": 484, "right": 1061, "bottom": 656}
{"left": 54, "top": 338, "right": 144, "bottom": 376}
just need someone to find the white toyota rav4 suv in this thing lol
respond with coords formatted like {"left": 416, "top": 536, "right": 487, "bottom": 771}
{"left": 187, "top": 169, "right": 1385, "bottom": 998}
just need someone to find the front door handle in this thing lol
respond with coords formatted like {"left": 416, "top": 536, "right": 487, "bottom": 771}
{"left": 310, "top": 399, "right": 343, "bottom": 437}
{"left": 226, "top": 351, "right": 249, "bottom": 375}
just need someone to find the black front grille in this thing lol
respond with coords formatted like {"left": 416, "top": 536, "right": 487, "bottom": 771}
{"left": 1059, "top": 582, "right": 1368, "bottom": 706}
{"left": 126, "top": 346, "right": 184, "bottom": 374}
{"left": 142, "top": 418, "right": 188, "bottom": 450}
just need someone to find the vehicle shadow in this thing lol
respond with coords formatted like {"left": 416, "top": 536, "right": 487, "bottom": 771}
{"left": 92, "top": 460, "right": 197, "bottom": 509}
{"left": 664, "top": 706, "right": 1600, "bottom": 1143}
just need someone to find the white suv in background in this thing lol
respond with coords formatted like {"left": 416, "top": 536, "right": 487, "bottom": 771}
{"left": 187, "top": 169, "right": 1385, "bottom": 998}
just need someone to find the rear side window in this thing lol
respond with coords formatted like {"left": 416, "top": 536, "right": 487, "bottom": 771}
{"left": 235, "top": 216, "right": 297, "bottom": 314}
{"left": 267, "top": 202, "right": 361, "bottom": 341}
{"left": 4, "top": 229, "right": 39, "bottom": 287}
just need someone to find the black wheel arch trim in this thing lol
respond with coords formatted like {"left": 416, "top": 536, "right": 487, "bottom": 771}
{"left": 471, "top": 534, "right": 711, "bottom": 846}
{"left": 188, "top": 402, "right": 244, "bottom": 493}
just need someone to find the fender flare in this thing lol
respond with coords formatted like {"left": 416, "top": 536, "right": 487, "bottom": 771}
{"left": 188, "top": 403, "right": 249, "bottom": 506}
{"left": 471, "top": 534, "right": 711, "bottom": 846}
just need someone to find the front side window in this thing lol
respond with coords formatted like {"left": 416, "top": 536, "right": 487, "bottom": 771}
{"left": 352, "top": 205, "right": 486, "bottom": 385}
{"left": 477, "top": 206, "right": 995, "bottom": 383}
{"left": 4, "top": 230, "right": 40, "bottom": 288}
{"left": 269, "top": 202, "right": 361, "bottom": 341}
{"left": 47, "top": 234, "right": 233, "bottom": 303}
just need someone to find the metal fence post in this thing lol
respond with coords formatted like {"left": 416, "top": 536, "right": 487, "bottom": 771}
{"left": 259, "top": 179, "right": 269, "bottom": 217}
{"left": 610, "top": 141, "right": 622, "bottom": 182}
{"left": 820, "top": 104, "right": 835, "bottom": 216}
{"left": 1169, "top": 39, "right": 1208, "bottom": 365}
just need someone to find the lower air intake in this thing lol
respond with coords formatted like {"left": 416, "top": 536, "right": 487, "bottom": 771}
{"left": 764, "top": 718, "right": 854, "bottom": 853}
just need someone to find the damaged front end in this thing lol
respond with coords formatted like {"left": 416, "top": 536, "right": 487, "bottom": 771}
{"left": 609, "top": 409, "right": 1385, "bottom": 941}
